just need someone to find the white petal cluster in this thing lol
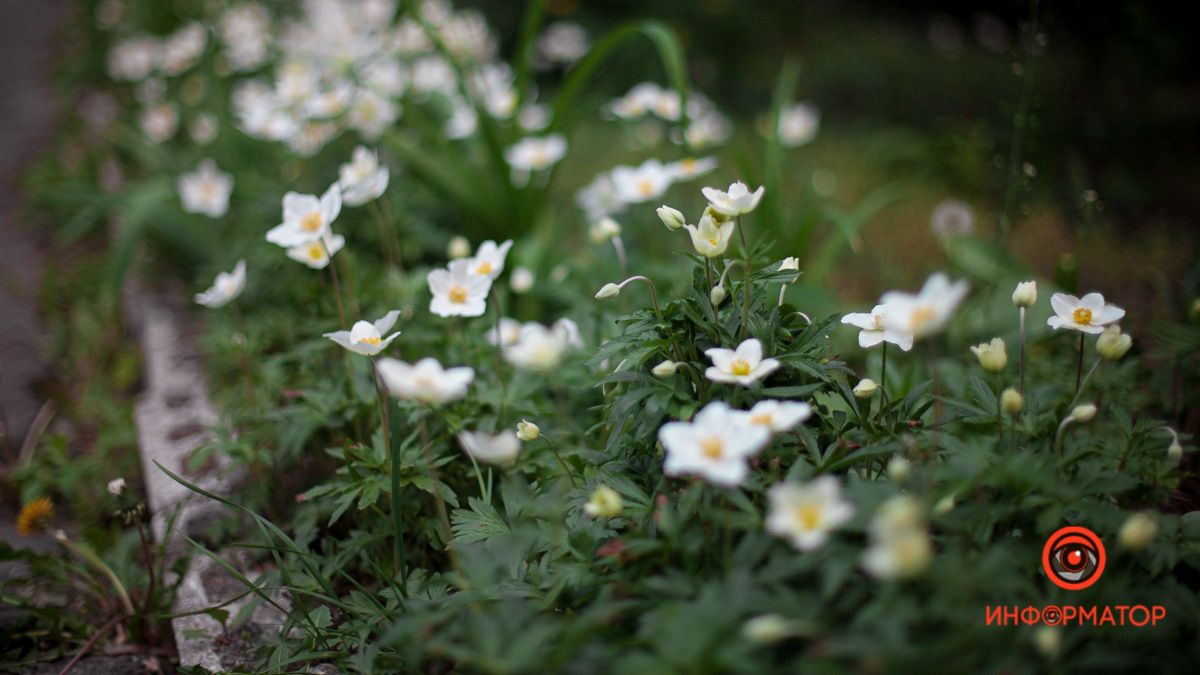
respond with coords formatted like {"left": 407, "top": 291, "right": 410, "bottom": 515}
{"left": 323, "top": 311, "right": 402, "bottom": 356}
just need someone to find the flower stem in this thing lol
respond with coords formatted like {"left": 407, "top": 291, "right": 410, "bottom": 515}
{"left": 879, "top": 342, "right": 890, "bottom": 427}
{"left": 322, "top": 240, "right": 347, "bottom": 326}
{"left": 1067, "top": 358, "right": 1102, "bottom": 411}
{"left": 1074, "top": 332, "right": 1084, "bottom": 396}
{"left": 57, "top": 532, "right": 135, "bottom": 617}
{"left": 736, "top": 219, "right": 751, "bottom": 338}
{"left": 377, "top": 361, "right": 405, "bottom": 580}
{"left": 491, "top": 292, "right": 507, "bottom": 418}
{"left": 543, "top": 435, "right": 580, "bottom": 486}
{"left": 704, "top": 259, "right": 720, "bottom": 327}
{"left": 1018, "top": 307, "right": 1027, "bottom": 395}
{"left": 134, "top": 519, "right": 156, "bottom": 621}
{"left": 420, "top": 409, "right": 462, "bottom": 578}
{"left": 611, "top": 235, "right": 628, "bottom": 279}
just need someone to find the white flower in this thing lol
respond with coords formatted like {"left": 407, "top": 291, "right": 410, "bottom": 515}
{"left": 609, "top": 82, "right": 663, "bottom": 120}
{"left": 458, "top": 430, "right": 521, "bottom": 465}
{"left": 1001, "top": 388, "right": 1024, "bottom": 414}
{"left": 510, "top": 266, "right": 535, "bottom": 294}
{"left": 701, "top": 181, "right": 765, "bottom": 217}
{"left": 447, "top": 236, "right": 471, "bottom": 259}
{"left": 684, "top": 211, "right": 736, "bottom": 258}
{"left": 779, "top": 257, "right": 800, "bottom": 272}
{"left": 765, "top": 476, "right": 854, "bottom": 551}
{"left": 664, "top": 156, "right": 719, "bottom": 182}
{"left": 468, "top": 239, "right": 513, "bottom": 280}
{"left": 1047, "top": 292, "right": 1125, "bottom": 335}
{"left": 589, "top": 217, "right": 621, "bottom": 244}
{"left": 518, "top": 103, "right": 550, "bottom": 132}
{"left": 778, "top": 102, "right": 819, "bottom": 147}
{"left": 929, "top": 199, "right": 974, "bottom": 236}
{"left": 189, "top": 113, "right": 219, "bottom": 145}
{"left": 428, "top": 259, "right": 492, "bottom": 317}
{"left": 285, "top": 232, "right": 346, "bottom": 270}
{"left": 107, "top": 36, "right": 159, "bottom": 81}
{"left": 195, "top": 260, "right": 246, "bottom": 308}
{"left": 862, "top": 495, "right": 932, "bottom": 580}
{"left": 705, "top": 338, "right": 781, "bottom": 386}
{"left": 658, "top": 401, "right": 772, "bottom": 487}
{"left": 160, "top": 22, "right": 207, "bottom": 76}
{"left": 323, "top": 311, "right": 401, "bottom": 356}
{"left": 486, "top": 317, "right": 524, "bottom": 346}
{"left": 1119, "top": 512, "right": 1158, "bottom": 550}
{"left": 841, "top": 305, "right": 914, "bottom": 351}
{"left": 1096, "top": 325, "right": 1132, "bottom": 360}
{"left": 377, "top": 357, "right": 474, "bottom": 405}
{"left": 218, "top": 4, "right": 271, "bottom": 71}
{"left": 879, "top": 273, "right": 969, "bottom": 339}
{"left": 970, "top": 337, "right": 1007, "bottom": 372}
{"left": 338, "top": 146, "right": 390, "bottom": 207}
{"left": 741, "top": 400, "right": 812, "bottom": 433}
{"left": 107, "top": 478, "right": 127, "bottom": 496}
{"left": 1012, "top": 280, "right": 1038, "bottom": 308}
{"left": 576, "top": 173, "right": 621, "bottom": 222}
{"left": 584, "top": 485, "right": 623, "bottom": 518}
{"left": 266, "top": 184, "right": 342, "bottom": 247}
{"left": 516, "top": 420, "right": 540, "bottom": 441}
{"left": 346, "top": 89, "right": 400, "bottom": 141}
{"left": 505, "top": 134, "right": 567, "bottom": 173}
{"left": 140, "top": 103, "right": 179, "bottom": 143}
{"left": 611, "top": 159, "right": 673, "bottom": 205}
{"left": 503, "top": 321, "right": 578, "bottom": 372}
{"left": 538, "top": 21, "right": 589, "bottom": 64}
{"left": 178, "top": 159, "right": 233, "bottom": 218}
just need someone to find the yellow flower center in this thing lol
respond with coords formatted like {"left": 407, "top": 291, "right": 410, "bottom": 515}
{"left": 359, "top": 336, "right": 381, "bottom": 346}
{"left": 910, "top": 305, "right": 936, "bottom": 331}
{"left": 730, "top": 358, "right": 752, "bottom": 376}
{"left": 475, "top": 261, "right": 493, "bottom": 276}
{"left": 307, "top": 244, "right": 325, "bottom": 261}
{"left": 794, "top": 503, "right": 822, "bottom": 531}
{"left": 449, "top": 286, "right": 469, "bottom": 304}
{"left": 1073, "top": 307, "right": 1093, "bottom": 325}
{"left": 699, "top": 436, "right": 725, "bottom": 459}
{"left": 749, "top": 413, "right": 773, "bottom": 426}
{"left": 680, "top": 158, "right": 696, "bottom": 172}
{"left": 638, "top": 179, "right": 655, "bottom": 197}
{"left": 707, "top": 236, "right": 719, "bottom": 246}
{"left": 301, "top": 212, "right": 323, "bottom": 232}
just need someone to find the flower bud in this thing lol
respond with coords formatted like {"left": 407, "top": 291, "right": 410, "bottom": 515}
{"left": 1000, "top": 388, "right": 1023, "bottom": 415}
{"left": 589, "top": 217, "right": 622, "bottom": 243}
{"left": 933, "top": 494, "right": 955, "bottom": 515}
{"left": 107, "top": 478, "right": 126, "bottom": 496}
{"left": 853, "top": 378, "right": 877, "bottom": 398}
{"left": 887, "top": 455, "right": 911, "bottom": 482}
{"left": 710, "top": 285, "right": 727, "bottom": 306}
{"left": 447, "top": 236, "right": 471, "bottom": 259}
{"left": 970, "top": 337, "right": 1007, "bottom": 373}
{"left": 779, "top": 256, "right": 800, "bottom": 272}
{"left": 595, "top": 283, "right": 621, "bottom": 300}
{"left": 509, "top": 266, "right": 534, "bottom": 294}
{"left": 516, "top": 420, "right": 540, "bottom": 441}
{"left": 656, "top": 205, "right": 685, "bottom": 230}
{"left": 1070, "top": 403, "right": 1097, "bottom": 423}
{"left": 1033, "top": 625, "right": 1061, "bottom": 657}
{"left": 1096, "top": 325, "right": 1132, "bottom": 361}
{"left": 651, "top": 360, "right": 678, "bottom": 377}
{"left": 584, "top": 485, "right": 623, "bottom": 518}
{"left": 1168, "top": 442, "right": 1183, "bottom": 466}
{"left": 1012, "top": 280, "right": 1038, "bottom": 308}
{"left": 1118, "top": 512, "right": 1158, "bottom": 550}
{"left": 742, "top": 614, "right": 791, "bottom": 644}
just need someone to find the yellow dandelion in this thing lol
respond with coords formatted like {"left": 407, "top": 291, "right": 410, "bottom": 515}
{"left": 16, "top": 497, "right": 54, "bottom": 536}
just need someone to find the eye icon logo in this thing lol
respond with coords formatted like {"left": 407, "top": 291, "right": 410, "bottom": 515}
{"left": 1043, "top": 526, "right": 1106, "bottom": 591}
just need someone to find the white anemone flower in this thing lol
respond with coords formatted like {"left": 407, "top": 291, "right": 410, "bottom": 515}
{"left": 503, "top": 321, "right": 578, "bottom": 372}
{"left": 609, "top": 82, "right": 663, "bottom": 120}
{"left": 323, "top": 311, "right": 401, "bottom": 356}
{"left": 140, "top": 103, "right": 179, "bottom": 143}
{"left": 683, "top": 211, "right": 736, "bottom": 258}
{"left": 347, "top": 90, "right": 400, "bottom": 141}
{"left": 195, "top": 260, "right": 246, "bottom": 308}
{"left": 742, "top": 400, "right": 813, "bottom": 433}
{"left": 267, "top": 184, "right": 343, "bottom": 247}
{"left": 1047, "top": 292, "right": 1125, "bottom": 334}
{"left": 458, "top": 430, "right": 521, "bottom": 466}
{"left": 778, "top": 102, "right": 819, "bottom": 147}
{"left": 841, "top": 304, "right": 914, "bottom": 351}
{"left": 338, "top": 146, "right": 390, "bottom": 207}
{"left": 505, "top": 134, "right": 567, "bottom": 174}
{"left": 486, "top": 317, "right": 524, "bottom": 346}
{"left": 467, "top": 239, "right": 513, "bottom": 280}
{"left": 285, "top": 232, "right": 345, "bottom": 270}
{"left": 705, "top": 338, "right": 781, "bottom": 386}
{"left": 537, "top": 21, "right": 588, "bottom": 64}
{"left": 878, "top": 273, "right": 969, "bottom": 339}
{"left": 428, "top": 259, "right": 492, "bottom": 317}
{"left": 930, "top": 199, "right": 974, "bottom": 237}
{"left": 765, "top": 476, "right": 855, "bottom": 551}
{"left": 702, "top": 181, "right": 765, "bottom": 217}
{"left": 178, "top": 159, "right": 234, "bottom": 218}
{"left": 377, "top": 357, "right": 474, "bottom": 405}
{"left": 611, "top": 159, "right": 673, "bottom": 205}
{"left": 658, "top": 401, "right": 771, "bottom": 487}
{"left": 665, "top": 156, "right": 719, "bottom": 182}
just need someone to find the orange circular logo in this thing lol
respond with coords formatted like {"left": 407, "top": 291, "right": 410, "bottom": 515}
{"left": 1042, "top": 526, "right": 1106, "bottom": 591}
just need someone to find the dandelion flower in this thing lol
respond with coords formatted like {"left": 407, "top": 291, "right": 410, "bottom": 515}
{"left": 16, "top": 497, "right": 54, "bottom": 536}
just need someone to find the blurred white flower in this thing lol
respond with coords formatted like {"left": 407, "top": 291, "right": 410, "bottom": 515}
{"left": 683, "top": 112, "right": 732, "bottom": 148}
{"left": 702, "top": 181, "right": 765, "bottom": 217}
{"left": 659, "top": 401, "right": 771, "bottom": 487}
{"left": 107, "top": 36, "right": 159, "bottom": 82}
{"left": 684, "top": 211, "right": 736, "bottom": 258}
{"left": 778, "top": 102, "right": 819, "bottom": 147}
{"left": 664, "top": 156, "right": 719, "bottom": 182}
{"left": 576, "top": 173, "right": 621, "bottom": 222}
{"left": 323, "top": 311, "right": 401, "bottom": 356}
{"left": 1048, "top": 292, "right": 1125, "bottom": 335}
{"left": 267, "top": 184, "right": 342, "bottom": 247}
{"left": 503, "top": 321, "right": 577, "bottom": 372}
{"left": 458, "top": 430, "right": 521, "bottom": 466}
{"left": 346, "top": 89, "right": 400, "bottom": 140}
{"left": 1096, "top": 325, "right": 1132, "bottom": 360}
{"left": 609, "top": 82, "right": 664, "bottom": 120}
{"left": 195, "top": 260, "right": 246, "bottom": 308}
{"left": 651, "top": 360, "right": 678, "bottom": 377}
{"left": 140, "top": 103, "right": 179, "bottom": 143}
{"left": 1118, "top": 512, "right": 1158, "bottom": 550}
{"left": 611, "top": 159, "right": 672, "bottom": 205}
{"left": 285, "top": 232, "right": 346, "bottom": 269}
{"left": 510, "top": 266, "right": 535, "bottom": 294}
{"left": 428, "top": 259, "right": 492, "bottom": 318}
{"left": 486, "top": 317, "right": 523, "bottom": 347}
{"left": 188, "top": 113, "right": 220, "bottom": 145}
{"left": 742, "top": 400, "right": 812, "bottom": 433}
{"left": 338, "top": 146, "right": 390, "bottom": 206}
{"left": 377, "top": 357, "right": 474, "bottom": 405}
{"left": 107, "top": 477, "right": 127, "bottom": 496}
{"left": 970, "top": 337, "right": 1007, "bottom": 372}
{"left": 589, "top": 217, "right": 622, "bottom": 244}
{"left": 930, "top": 199, "right": 974, "bottom": 237}
{"left": 468, "top": 239, "right": 513, "bottom": 280}
{"left": 517, "top": 103, "right": 550, "bottom": 132}
{"left": 879, "top": 273, "right": 969, "bottom": 339}
{"left": 841, "top": 305, "right": 914, "bottom": 351}
{"left": 538, "top": 21, "right": 589, "bottom": 65}
{"left": 705, "top": 338, "right": 781, "bottom": 386}
{"left": 506, "top": 134, "right": 567, "bottom": 184}
{"left": 178, "top": 159, "right": 233, "bottom": 218}
{"left": 853, "top": 378, "right": 878, "bottom": 398}
{"left": 862, "top": 496, "right": 932, "bottom": 580}
{"left": 447, "top": 236, "right": 471, "bottom": 259}
{"left": 160, "top": 23, "right": 207, "bottom": 76}
{"left": 584, "top": 485, "right": 624, "bottom": 518}
{"left": 766, "top": 476, "right": 854, "bottom": 551}
{"left": 219, "top": 4, "right": 272, "bottom": 72}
